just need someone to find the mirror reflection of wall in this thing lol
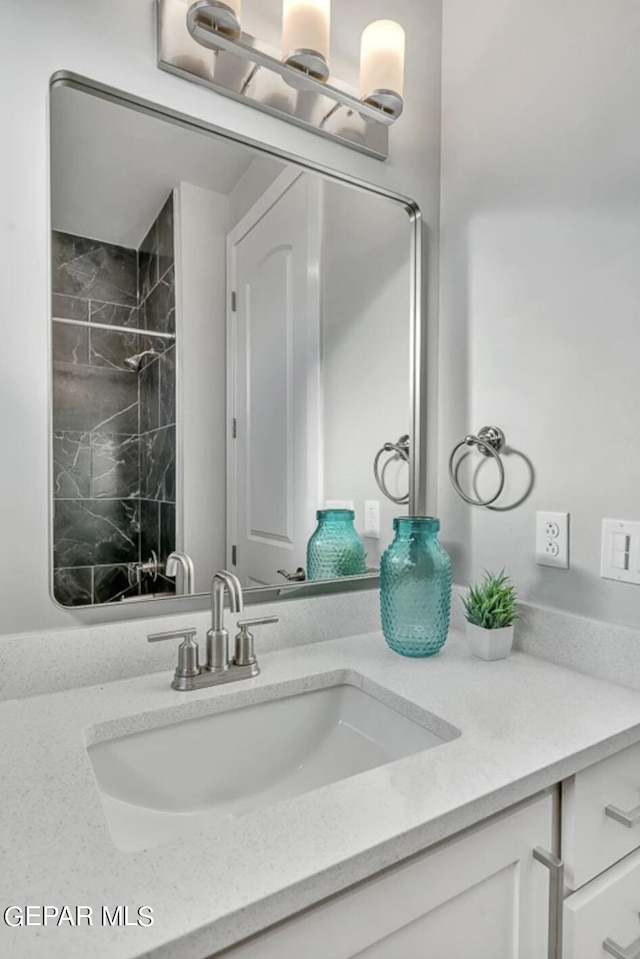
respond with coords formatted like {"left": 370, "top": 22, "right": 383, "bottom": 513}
{"left": 50, "top": 83, "right": 415, "bottom": 607}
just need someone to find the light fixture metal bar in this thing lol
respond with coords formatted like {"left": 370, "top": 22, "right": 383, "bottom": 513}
{"left": 186, "top": 1, "right": 395, "bottom": 127}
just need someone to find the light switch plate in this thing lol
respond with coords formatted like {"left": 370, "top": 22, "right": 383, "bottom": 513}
{"left": 364, "top": 500, "right": 380, "bottom": 539}
{"left": 601, "top": 519, "right": 640, "bottom": 584}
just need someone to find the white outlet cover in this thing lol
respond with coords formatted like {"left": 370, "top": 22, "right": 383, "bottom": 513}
{"left": 536, "top": 511, "right": 570, "bottom": 569}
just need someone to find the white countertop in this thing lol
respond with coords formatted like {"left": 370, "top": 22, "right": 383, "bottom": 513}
{"left": 3, "top": 628, "right": 640, "bottom": 959}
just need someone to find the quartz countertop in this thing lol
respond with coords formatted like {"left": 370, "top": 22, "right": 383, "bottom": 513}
{"left": 3, "top": 629, "right": 640, "bottom": 959}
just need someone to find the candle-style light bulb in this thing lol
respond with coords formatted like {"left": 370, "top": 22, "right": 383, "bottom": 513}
{"left": 282, "top": 0, "right": 331, "bottom": 83}
{"left": 359, "top": 20, "right": 405, "bottom": 119}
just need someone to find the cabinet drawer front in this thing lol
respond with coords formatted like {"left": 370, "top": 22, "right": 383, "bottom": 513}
{"left": 564, "top": 843, "right": 640, "bottom": 959}
{"left": 563, "top": 741, "right": 640, "bottom": 890}
{"left": 218, "top": 793, "right": 553, "bottom": 959}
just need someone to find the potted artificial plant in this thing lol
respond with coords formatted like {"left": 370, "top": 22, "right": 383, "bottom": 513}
{"left": 462, "top": 570, "right": 519, "bottom": 661}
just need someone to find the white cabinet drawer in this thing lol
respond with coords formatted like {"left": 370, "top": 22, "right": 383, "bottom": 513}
{"left": 564, "top": 843, "right": 640, "bottom": 959}
{"left": 563, "top": 741, "right": 640, "bottom": 890}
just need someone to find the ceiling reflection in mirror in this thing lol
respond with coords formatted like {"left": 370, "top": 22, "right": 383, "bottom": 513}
{"left": 49, "top": 81, "right": 416, "bottom": 607}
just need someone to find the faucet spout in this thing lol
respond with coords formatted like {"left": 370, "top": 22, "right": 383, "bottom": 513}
{"left": 165, "top": 551, "right": 196, "bottom": 595}
{"left": 206, "top": 570, "right": 244, "bottom": 672}
{"left": 211, "top": 570, "right": 243, "bottom": 630}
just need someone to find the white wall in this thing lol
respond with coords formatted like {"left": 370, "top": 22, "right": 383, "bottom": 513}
{"left": 439, "top": 0, "right": 640, "bottom": 626}
{"left": 228, "top": 155, "right": 287, "bottom": 229}
{"left": 0, "top": 0, "right": 442, "bottom": 634}
{"left": 175, "top": 183, "right": 228, "bottom": 592}
{"left": 321, "top": 180, "right": 412, "bottom": 567}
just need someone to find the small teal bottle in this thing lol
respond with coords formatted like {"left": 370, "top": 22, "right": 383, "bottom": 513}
{"left": 307, "top": 509, "right": 366, "bottom": 581}
{"left": 380, "top": 516, "right": 452, "bottom": 657}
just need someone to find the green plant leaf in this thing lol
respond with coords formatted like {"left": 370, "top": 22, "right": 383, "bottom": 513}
{"left": 461, "top": 570, "right": 519, "bottom": 629}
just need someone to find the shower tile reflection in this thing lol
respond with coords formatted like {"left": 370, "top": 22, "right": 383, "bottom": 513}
{"left": 52, "top": 432, "right": 91, "bottom": 499}
{"left": 52, "top": 194, "right": 176, "bottom": 605}
{"left": 54, "top": 499, "right": 140, "bottom": 568}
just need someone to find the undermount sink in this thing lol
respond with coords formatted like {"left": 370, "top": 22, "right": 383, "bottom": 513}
{"left": 87, "top": 679, "right": 458, "bottom": 852}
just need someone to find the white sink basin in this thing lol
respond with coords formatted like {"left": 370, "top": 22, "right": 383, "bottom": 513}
{"left": 87, "top": 680, "right": 458, "bottom": 852}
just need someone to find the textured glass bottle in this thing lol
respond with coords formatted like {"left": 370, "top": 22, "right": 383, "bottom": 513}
{"left": 380, "top": 517, "right": 452, "bottom": 657}
{"left": 307, "top": 509, "right": 366, "bottom": 581}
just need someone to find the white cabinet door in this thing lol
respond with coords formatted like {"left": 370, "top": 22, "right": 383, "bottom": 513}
{"left": 564, "top": 843, "right": 640, "bottom": 959}
{"left": 218, "top": 792, "right": 555, "bottom": 959}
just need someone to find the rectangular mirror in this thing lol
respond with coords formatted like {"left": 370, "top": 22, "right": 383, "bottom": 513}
{"left": 49, "top": 76, "right": 422, "bottom": 607}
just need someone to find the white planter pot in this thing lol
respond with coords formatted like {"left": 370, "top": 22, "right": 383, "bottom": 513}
{"left": 466, "top": 623, "right": 514, "bottom": 661}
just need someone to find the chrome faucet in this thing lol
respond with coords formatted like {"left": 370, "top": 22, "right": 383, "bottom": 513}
{"left": 165, "top": 551, "right": 196, "bottom": 595}
{"left": 207, "top": 570, "right": 244, "bottom": 672}
{"left": 148, "top": 568, "right": 278, "bottom": 691}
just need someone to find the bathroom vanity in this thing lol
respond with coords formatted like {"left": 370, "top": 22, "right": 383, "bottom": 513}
{"left": 3, "top": 627, "right": 640, "bottom": 959}
{"left": 0, "top": 9, "right": 635, "bottom": 958}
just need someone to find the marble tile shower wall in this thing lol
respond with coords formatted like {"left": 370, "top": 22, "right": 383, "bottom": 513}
{"left": 52, "top": 195, "right": 176, "bottom": 606}
{"left": 138, "top": 197, "right": 176, "bottom": 598}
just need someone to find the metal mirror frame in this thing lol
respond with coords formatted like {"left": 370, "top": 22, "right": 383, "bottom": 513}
{"left": 48, "top": 71, "right": 425, "bottom": 612}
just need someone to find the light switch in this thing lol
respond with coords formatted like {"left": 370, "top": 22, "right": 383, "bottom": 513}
{"left": 612, "top": 532, "right": 630, "bottom": 552}
{"left": 364, "top": 500, "right": 380, "bottom": 539}
{"left": 601, "top": 519, "right": 640, "bottom": 584}
{"left": 611, "top": 550, "right": 629, "bottom": 571}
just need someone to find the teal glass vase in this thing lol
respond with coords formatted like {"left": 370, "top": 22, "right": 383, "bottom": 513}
{"left": 380, "top": 516, "right": 452, "bottom": 657}
{"left": 307, "top": 509, "right": 366, "bottom": 581}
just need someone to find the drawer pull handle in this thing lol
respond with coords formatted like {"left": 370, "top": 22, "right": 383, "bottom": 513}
{"left": 533, "top": 847, "right": 563, "bottom": 959}
{"left": 603, "top": 933, "right": 640, "bottom": 959}
{"left": 605, "top": 804, "right": 640, "bottom": 829}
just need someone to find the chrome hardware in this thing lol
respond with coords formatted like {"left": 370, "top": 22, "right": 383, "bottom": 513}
{"left": 604, "top": 924, "right": 640, "bottom": 959}
{"left": 151, "top": 572, "right": 273, "bottom": 691}
{"left": 277, "top": 567, "right": 306, "bottom": 582}
{"left": 156, "top": 2, "right": 394, "bottom": 162}
{"left": 448, "top": 425, "right": 507, "bottom": 508}
{"left": 533, "top": 846, "right": 564, "bottom": 959}
{"left": 194, "top": 0, "right": 242, "bottom": 39}
{"left": 373, "top": 434, "right": 410, "bottom": 505}
{"left": 52, "top": 315, "right": 175, "bottom": 341}
{"left": 165, "top": 551, "right": 196, "bottom": 595}
{"left": 131, "top": 550, "right": 160, "bottom": 587}
{"left": 147, "top": 628, "right": 200, "bottom": 688}
{"left": 605, "top": 803, "right": 640, "bottom": 829}
{"left": 234, "top": 616, "right": 278, "bottom": 667}
{"left": 207, "top": 569, "right": 243, "bottom": 672}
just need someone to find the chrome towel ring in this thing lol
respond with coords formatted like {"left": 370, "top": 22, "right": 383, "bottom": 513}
{"left": 448, "top": 426, "right": 506, "bottom": 508}
{"left": 374, "top": 434, "right": 410, "bottom": 505}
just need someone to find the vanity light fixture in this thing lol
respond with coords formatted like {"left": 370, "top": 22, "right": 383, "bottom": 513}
{"left": 156, "top": 0, "right": 406, "bottom": 160}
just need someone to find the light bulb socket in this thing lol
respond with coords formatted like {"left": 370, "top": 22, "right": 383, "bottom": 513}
{"left": 188, "top": 0, "right": 241, "bottom": 41}
{"left": 283, "top": 48, "right": 330, "bottom": 85}
{"left": 361, "top": 88, "right": 404, "bottom": 120}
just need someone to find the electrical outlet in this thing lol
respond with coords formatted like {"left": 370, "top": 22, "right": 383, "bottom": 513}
{"left": 536, "top": 511, "right": 570, "bottom": 569}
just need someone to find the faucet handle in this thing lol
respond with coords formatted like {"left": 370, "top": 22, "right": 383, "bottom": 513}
{"left": 147, "top": 628, "right": 198, "bottom": 643}
{"left": 147, "top": 628, "right": 200, "bottom": 680}
{"left": 234, "top": 616, "right": 278, "bottom": 667}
